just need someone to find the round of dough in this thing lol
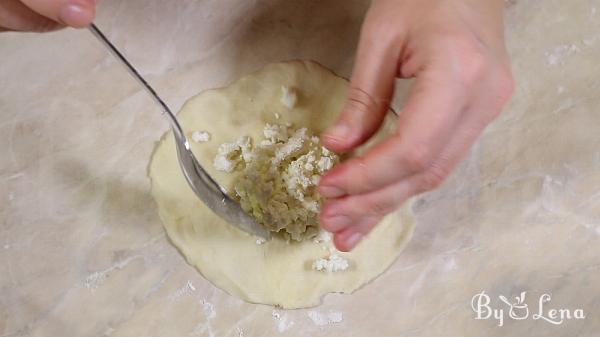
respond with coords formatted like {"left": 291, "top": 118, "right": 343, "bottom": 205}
{"left": 149, "top": 61, "right": 415, "bottom": 309}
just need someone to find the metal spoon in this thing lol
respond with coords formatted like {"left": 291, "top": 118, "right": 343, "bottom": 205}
{"left": 88, "top": 23, "right": 269, "bottom": 239}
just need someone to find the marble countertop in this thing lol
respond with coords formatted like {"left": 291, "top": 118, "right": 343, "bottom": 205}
{"left": 1, "top": 0, "right": 599, "bottom": 336}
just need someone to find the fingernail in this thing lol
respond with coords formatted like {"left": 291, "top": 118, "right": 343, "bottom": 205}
{"left": 325, "top": 123, "right": 351, "bottom": 140}
{"left": 59, "top": 4, "right": 94, "bottom": 27}
{"left": 319, "top": 185, "right": 346, "bottom": 198}
{"left": 346, "top": 232, "right": 363, "bottom": 250}
{"left": 324, "top": 215, "right": 351, "bottom": 230}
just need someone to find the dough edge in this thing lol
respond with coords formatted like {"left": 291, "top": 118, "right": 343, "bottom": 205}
{"left": 148, "top": 60, "right": 416, "bottom": 309}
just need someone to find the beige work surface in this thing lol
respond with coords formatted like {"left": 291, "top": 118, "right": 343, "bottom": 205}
{"left": 1, "top": 0, "right": 599, "bottom": 336}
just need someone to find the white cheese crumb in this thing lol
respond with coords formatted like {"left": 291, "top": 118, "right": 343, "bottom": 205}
{"left": 263, "top": 123, "right": 283, "bottom": 141}
{"left": 256, "top": 238, "right": 266, "bottom": 245}
{"left": 317, "top": 156, "right": 334, "bottom": 173}
{"left": 191, "top": 130, "right": 211, "bottom": 142}
{"left": 273, "top": 128, "right": 307, "bottom": 165}
{"left": 272, "top": 310, "right": 281, "bottom": 319}
{"left": 213, "top": 155, "right": 235, "bottom": 173}
{"left": 313, "top": 229, "right": 332, "bottom": 243}
{"left": 312, "top": 254, "right": 349, "bottom": 272}
{"left": 281, "top": 86, "right": 297, "bottom": 109}
{"left": 213, "top": 136, "right": 253, "bottom": 172}
{"left": 274, "top": 112, "right": 280, "bottom": 119}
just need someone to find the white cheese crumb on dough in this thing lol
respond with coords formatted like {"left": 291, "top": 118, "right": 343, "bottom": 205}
{"left": 312, "top": 253, "right": 349, "bottom": 272}
{"left": 313, "top": 229, "right": 332, "bottom": 243}
{"left": 256, "top": 238, "right": 266, "bottom": 245}
{"left": 191, "top": 130, "right": 211, "bottom": 142}
{"left": 213, "top": 136, "right": 253, "bottom": 172}
{"left": 280, "top": 86, "right": 297, "bottom": 109}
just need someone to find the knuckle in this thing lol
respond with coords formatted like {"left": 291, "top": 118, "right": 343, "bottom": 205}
{"left": 459, "top": 51, "right": 487, "bottom": 86}
{"left": 446, "top": 35, "right": 489, "bottom": 86}
{"left": 401, "top": 144, "right": 435, "bottom": 173}
{"left": 349, "top": 156, "right": 373, "bottom": 193}
{"left": 418, "top": 167, "right": 448, "bottom": 192}
{"left": 346, "top": 86, "right": 380, "bottom": 115}
{"left": 365, "top": 197, "right": 395, "bottom": 216}
{"left": 363, "top": 8, "right": 404, "bottom": 43}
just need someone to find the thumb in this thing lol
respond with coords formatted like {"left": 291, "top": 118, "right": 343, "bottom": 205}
{"left": 21, "top": 0, "right": 95, "bottom": 28}
{"left": 321, "top": 15, "right": 403, "bottom": 153}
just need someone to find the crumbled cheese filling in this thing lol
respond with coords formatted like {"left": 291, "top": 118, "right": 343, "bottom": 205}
{"left": 313, "top": 229, "right": 332, "bottom": 244}
{"left": 214, "top": 123, "right": 339, "bottom": 241}
{"left": 312, "top": 254, "right": 349, "bottom": 272}
{"left": 191, "top": 130, "right": 211, "bottom": 142}
{"left": 213, "top": 136, "right": 253, "bottom": 173}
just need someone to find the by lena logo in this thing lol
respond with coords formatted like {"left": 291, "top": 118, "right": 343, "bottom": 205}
{"left": 471, "top": 291, "right": 585, "bottom": 327}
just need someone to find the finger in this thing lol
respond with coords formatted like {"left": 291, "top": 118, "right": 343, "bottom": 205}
{"left": 323, "top": 85, "right": 509, "bottom": 227}
{"left": 320, "top": 7, "right": 404, "bottom": 153}
{"left": 0, "top": 0, "right": 63, "bottom": 31}
{"left": 21, "top": 0, "right": 95, "bottom": 28}
{"left": 319, "top": 71, "right": 466, "bottom": 198}
{"left": 323, "top": 99, "right": 506, "bottom": 237}
{"left": 332, "top": 216, "right": 381, "bottom": 252}
{"left": 324, "top": 166, "right": 442, "bottom": 253}
{"left": 320, "top": 172, "right": 419, "bottom": 233}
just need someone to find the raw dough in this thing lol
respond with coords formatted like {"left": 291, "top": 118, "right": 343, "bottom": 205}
{"left": 149, "top": 61, "right": 415, "bottom": 309}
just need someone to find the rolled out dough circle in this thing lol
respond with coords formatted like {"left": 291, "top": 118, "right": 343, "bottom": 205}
{"left": 149, "top": 61, "right": 415, "bottom": 308}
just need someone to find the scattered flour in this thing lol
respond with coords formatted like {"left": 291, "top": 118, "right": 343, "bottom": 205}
{"left": 84, "top": 255, "right": 143, "bottom": 290}
{"left": 102, "top": 327, "right": 115, "bottom": 336}
{"left": 272, "top": 310, "right": 294, "bottom": 332}
{"left": 201, "top": 299, "right": 216, "bottom": 320}
{"left": 545, "top": 44, "right": 580, "bottom": 66}
{"left": 189, "top": 299, "right": 216, "bottom": 337}
{"left": 168, "top": 280, "right": 196, "bottom": 301}
{"left": 307, "top": 310, "right": 344, "bottom": 326}
{"left": 582, "top": 37, "right": 596, "bottom": 46}
{"left": 444, "top": 257, "right": 458, "bottom": 271}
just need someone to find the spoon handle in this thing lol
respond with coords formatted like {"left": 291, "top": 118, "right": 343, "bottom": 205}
{"left": 88, "top": 23, "right": 184, "bottom": 138}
